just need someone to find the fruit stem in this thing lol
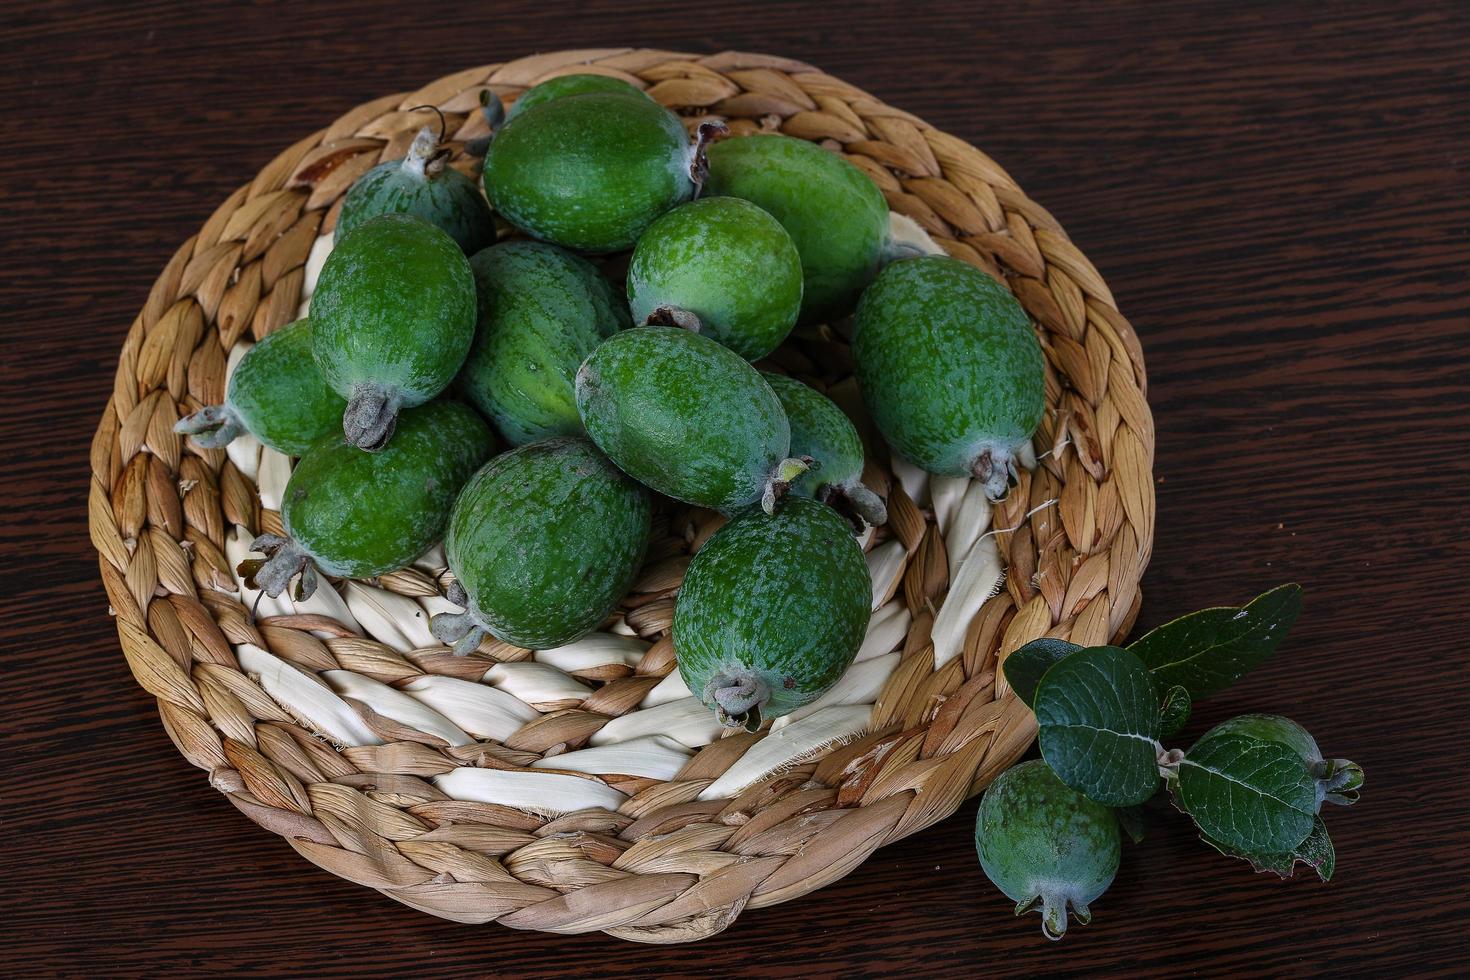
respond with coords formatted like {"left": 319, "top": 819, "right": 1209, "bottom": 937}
{"left": 704, "top": 670, "right": 770, "bottom": 731}
{"left": 645, "top": 306, "right": 703, "bottom": 333}
{"left": 689, "top": 120, "right": 730, "bottom": 197}
{"left": 174, "top": 403, "right": 244, "bottom": 449}
{"left": 343, "top": 382, "right": 402, "bottom": 452}
{"left": 762, "top": 456, "right": 815, "bottom": 515}
{"left": 971, "top": 445, "right": 1022, "bottom": 502}
{"left": 237, "top": 533, "right": 318, "bottom": 600}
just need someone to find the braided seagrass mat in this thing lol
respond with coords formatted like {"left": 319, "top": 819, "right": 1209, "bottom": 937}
{"left": 87, "top": 48, "right": 1154, "bottom": 943}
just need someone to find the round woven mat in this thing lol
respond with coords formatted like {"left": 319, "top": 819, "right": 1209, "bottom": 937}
{"left": 88, "top": 48, "right": 1154, "bottom": 943}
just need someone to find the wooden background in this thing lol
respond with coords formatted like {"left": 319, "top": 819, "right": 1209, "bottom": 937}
{"left": 4, "top": 1, "right": 1467, "bottom": 976}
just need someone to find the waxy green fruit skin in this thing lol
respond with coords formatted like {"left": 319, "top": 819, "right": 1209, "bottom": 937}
{"left": 704, "top": 134, "right": 889, "bottom": 325}
{"left": 506, "top": 74, "right": 648, "bottom": 120}
{"left": 761, "top": 372, "right": 865, "bottom": 498}
{"left": 975, "top": 759, "right": 1121, "bottom": 941}
{"left": 575, "top": 326, "right": 793, "bottom": 513}
{"left": 853, "top": 256, "right": 1044, "bottom": 496}
{"left": 1193, "top": 714, "right": 1363, "bottom": 810}
{"left": 283, "top": 401, "right": 494, "bottom": 579}
{"left": 628, "top": 197, "right": 802, "bottom": 360}
{"left": 445, "top": 437, "right": 651, "bottom": 649}
{"left": 483, "top": 92, "right": 694, "bottom": 253}
{"left": 337, "top": 148, "right": 495, "bottom": 255}
{"left": 674, "top": 497, "right": 871, "bottom": 724}
{"left": 459, "top": 241, "right": 630, "bottom": 446}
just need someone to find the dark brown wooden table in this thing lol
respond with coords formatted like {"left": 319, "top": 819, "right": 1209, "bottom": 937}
{"left": 4, "top": 2, "right": 1467, "bottom": 976}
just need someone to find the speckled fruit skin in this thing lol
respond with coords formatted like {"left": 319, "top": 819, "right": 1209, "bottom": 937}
{"left": 853, "top": 256, "right": 1045, "bottom": 493}
{"left": 674, "top": 497, "right": 871, "bottom": 722}
{"left": 336, "top": 155, "right": 494, "bottom": 255}
{"left": 311, "top": 213, "right": 477, "bottom": 410}
{"left": 445, "top": 437, "right": 651, "bottom": 648}
{"left": 627, "top": 197, "right": 802, "bottom": 360}
{"left": 483, "top": 92, "right": 693, "bottom": 253}
{"left": 575, "top": 326, "right": 792, "bottom": 512}
{"left": 283, "top": 401, "right": 494, "bottom": 578}
{"left": 761, "top": 372, "right": 864, "bottom": 498}
{"left": 506, "top": 73, "right": 648, "bottom": 120}
{"left": 459, "top": 241, "right": 631, "bottom": 446}
{"left": 975, "top": 759, "right": 1121, "bottom": 941}
{"left": 206, "top": 318, "right": 346, "bottom": 455}
{"left": 704, "top": 134, "right": 889, "bottom": 325}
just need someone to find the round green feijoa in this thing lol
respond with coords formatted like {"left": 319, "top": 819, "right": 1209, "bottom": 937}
{"left": 506, "top": 73, "right": 649, "bottom": 120}
{"left": 484, "top": 92, "right": 711, "bottom": 253}
{"left": 575, "top": 326, "right": 809, "bottom": 514}
{"left": 853, "top": 255, "right": 1045, "bottom": 499}
{"left": 336, "top": 125, "right": 495, "bottom": 255}
{"left": 311, "top": 213, "right": 477, "bottom": 451}
{"left": 673, "top": 496, "right": 870, "bottom": 729}
{"left": 431, "top": 437, "right": 651, "bottom": 652}
{"left": 238, "top": 401, "right": 494, "bottom": 600}
{"left": 627, "top": 197, "right": 802, "bottom": 360}
{"left": 175, "top": 318, "right": 346, "bottom": 456}
{"left": 760, "top": 372, "right": 887, "bottom": 529}
{"left": 704, "top": 134, "right": 889, "bottom": 325}
{"left": 458, "top": 241, "right": 630, "bottom": 446}
{"left": 975, "top": 759, "right": 1121, "bottom": 941}
{"left": 1194, "top": 715, "right": 1364, "bottom": 809}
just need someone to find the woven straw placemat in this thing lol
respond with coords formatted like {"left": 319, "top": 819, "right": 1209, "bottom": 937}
{"left": 87, "top": 48, "right": 1154, "bottom": 943}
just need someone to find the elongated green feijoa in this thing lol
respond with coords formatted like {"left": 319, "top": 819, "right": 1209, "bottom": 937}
{"left": 1194, "top": 715, "right": 1364, "bottom": 809}
{"left": 458, "top": 241, "right": 630, "bottom": 446}
{"left": 853, "top": 256, "right": 1044, "bottom": 498}
{"left": 575, "top": 326, "right": 807, "bottom": 514}
{"left": 175, "top": 318, "right": 346, "bottom": 456}
{"left": 311, "top": 213, "right": 477, "bottom": 451}
{"left": 506, "top": 73, "right": 648, "bottom": 120}
{"left": 761, "top": 372, "right": 886, "bottom": 529}
{"left": 674, "top": 496, "right": 871, "bottom": 729}
{"left": 432, "top": 437, "right": 651, "bottom": 652}
{"left": 704, "top": 134, "right": 889, "bottom": 325}
{"left": 627, "top": 197, "right": 802, "bottom": 360}
{"left": 239, "top": 401, "right": 494, "bottom": 599}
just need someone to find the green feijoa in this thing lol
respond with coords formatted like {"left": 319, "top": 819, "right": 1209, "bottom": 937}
{"left": 484, "top": 92, "right": 713, "bottom": 253}
{"left": 459, "top": 241, "right": 630, "bottom": 446}
{"left": 431, "top": 437, "right": 651, "bottom": 652}
{"left": 975, "top": 759, "right": 1122, "bottom": 941}
{"left": 760, "top": 372, "right": 887, "bottom": 529}
{"left": 627, "top": 197, "right": 802, "bottom": 360}
{"left": 239, "top": 401, "right": 494, "bottom": 600}
{"left": 311, "top": 213, "right": 477, "bottom": 451}
{"left": 506, "top": 73, "right": 648, "bottom": 120}
{"left": 336, "top": 125, "right": 495, "bottom": 255}
{"left": 673, "top": 497, "right": 870, "bottom": 729}
{"left": 853, "top": 256, "right": 1045, "bottom": 498}
{"left": 175, "top": 318, "right": 345, "bottom": 456}
{"left": 1194, "top": 715, "right": 1364, "bottom": 808}
{"left": 704, "top": 134, "right": 889, "bottom": 325}
{"left": 575, "top": 326, "right": 808, "bottom": 514}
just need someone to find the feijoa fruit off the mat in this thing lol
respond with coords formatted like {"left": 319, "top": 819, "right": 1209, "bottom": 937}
{"left": 174, "top": 318, "right": 345, "bottom": 456}
{"left": 853, "top": 255, "right": 1045, "bottom": 498}
{"left": 506, "top": 73, "right": 648, "bottom": 120}
{"left": 458, "top": 240, "right": 630, "bottom": 446}
{"left": 1192, "top": 714, "right": 1364, "bottom": 809}
{"left": 336, "top": 125, "right": 495, "bottom": 255}
{"left": 627, "top": 197, "right": 803, "bottom": 360}
{"left": 673, "top": 496, "right": 871, "bottom": 730}
{"left": 975, "top": 759, "right": 1121, "bottom": 941}
{"left": 761, "top": 372, "right": 887, "bottom": 529}
{"left": 575, "top": 326, "right": 809, "bottom": 514}
{"left": 431, "top": 437, "right": 651, "bottom": 652}
{"left": 239, "top": 401, "right": 494, "bottom": 600}
{"left": 704, "top": 134, "right": 889, "bottom": 325}
{"left": 311, "top": 213, "right": 477, "bottom": 451}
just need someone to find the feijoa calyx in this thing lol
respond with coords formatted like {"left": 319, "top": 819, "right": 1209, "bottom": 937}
{"left": 674, "top": 496, "right": 871, "bottom": 730}
{"left": 853, "top": 255, "right": 1045, "bottom": 499}
{"left": 175, "top": 318, "right": 345, "bottom": 456}
{"left": 762, "top": 372, "right": 887, "bottom": 529}
{"left": 432, "top": 437, "right": 651, "bottom": 652}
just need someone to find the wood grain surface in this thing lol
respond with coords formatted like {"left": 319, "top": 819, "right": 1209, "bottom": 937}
{"left": 3, "top": 2, "right": 1467, "bottom": 977}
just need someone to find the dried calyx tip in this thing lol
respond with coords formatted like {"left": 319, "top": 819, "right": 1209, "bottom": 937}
{"left": 689, "top": 120, "right": 730, "bottom": 195}
{"left": 704, "top": 671, "right": 769, "bottom": 732}
{"left": 822, "top": 481, "right": 888, "bottom": 531}
{"left": 237, "top": 533, "right": 318, "bottom": 601}
{"left": 645, "top": 307, "right": 702, "bottom": 333}
{"left": 430, "top": 581, "right": 487, "bottom": 655}
{"left": 343, "top": 382, "right": 402, "bottom": 452}
{"left": 971, "top": 446, "right": 1022, "bottom": 502}
{"left": 174, "top": 403, "right": 244, "bottom": 449}
{"left": 761, "top": 456, "right": 815, "bottom": 515}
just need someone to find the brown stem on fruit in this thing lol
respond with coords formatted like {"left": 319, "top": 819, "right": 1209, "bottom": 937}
{"left": 704, "top": 670, "right": 769, "bottom": 731}
{"left": 343, "top": 382, "right": 401, "bottom": 452}
{"left": 689, "top": 120, "right": 730, "bottom": 197}
{"left": 407, "top": 104, "right": 448, "bottom": 144}
{"left": 174, "top": 403, "right": 244, "bottom": 449}
{"left": 761, "top": 456, "right": 815, "bottom": 515}
{"left": 645, "top": 306, "right": 702, "bottom": 333}
{"left": 238, "top": 533, "right": 318, "bottom": 600}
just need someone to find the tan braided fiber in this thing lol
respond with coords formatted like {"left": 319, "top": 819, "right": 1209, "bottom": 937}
{"left": 88, "top": 49, "right": 1154, "bottom": 943}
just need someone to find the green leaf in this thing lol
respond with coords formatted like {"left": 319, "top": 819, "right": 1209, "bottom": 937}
{"left": 1176, "top": 731, "right": 1318, "bottom": 855}
{"left": 1003, "top": 638, "right": 1082, "bottom": 709}
{"left": 1129, "top": 583, "right": 1303, "bottom": 699}
{"left": 1116, "top": 804, "right": 1146, "bottom": 845}
{"left": 1158, "top": 685, "right": 1191, "bottom": 740}
{"left": 1200, "top": 816, "right": 1336, "bottom": 882}
{"left": 1035, "top": 646, "right": 1161, "bottom": 807}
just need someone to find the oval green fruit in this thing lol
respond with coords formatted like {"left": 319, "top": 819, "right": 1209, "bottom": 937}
{"left": 432, "top": 437, "right": 651, "bottom": 652}
{"left": 761, "top": 372, "right": 886, "bottom": 529}
{"left": 975, "top": 759, "right": 1121, "bottom": 941}
{"left": 1196, "top": 715, "right": 1364, "bottom": 808}
{"left": 239, "top": 401, "right": 494, "bottom": 599}
{"left": 506, "top": 73, "right": 648, "bottom": 120}
{"left": 175, "top": 318, "right": 346, "bottom": 456}
{"left": 704, "top": 134, "right": 889, "bottom": 325}
{"left": 575, "top": 326, "right": 807, "bottom": 514}
{"left": 458, "top": 241, "right": 630, "bottom": 446}
{"left": 311, "top": 213, "right": 477, "bottom": 451}
{"left": 853, "top": 255, "right": 1045, "bottom": 498}
{"left": 674, "top": 497, "right": 871, "bottom": 729}
{"left": 627, "top": 197, "right": 802, "bottom": 360}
